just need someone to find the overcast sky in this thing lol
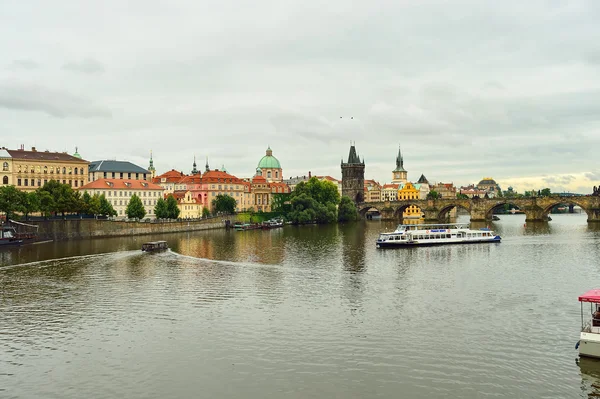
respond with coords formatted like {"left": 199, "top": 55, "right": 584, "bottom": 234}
{"left": 1, "top": 0, "right": 599, "bottom": 193}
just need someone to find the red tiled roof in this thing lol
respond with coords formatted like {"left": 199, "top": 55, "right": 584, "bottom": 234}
{"left": 202, "top": 170, "right": 243, "bottom": 184}
{"left": 80, "top": 178, "right": 163, "bottom": 191}
{"left": 152, "top": 169, "right": 187, "bottom": 184}
{"left": 316, "top": 175, "right": 340, "bottom": 182}
{"left": 252, "top": 175, "right": 267, "bottom": 183}
{"left": 179, "top": 175, "right": 202, "bottom": 184}
{"left": 382, "top": 184, "right": 399, "bottom": 189}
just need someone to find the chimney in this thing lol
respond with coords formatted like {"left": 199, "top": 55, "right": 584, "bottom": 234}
{"left": 19, "top": 144, "right": 24, "bottom": 151}
{"left": 308, "top": 171, "right": 311, "bottom": 178}
{"left": 32, "top": 146, "right": 36, "bottom": 152}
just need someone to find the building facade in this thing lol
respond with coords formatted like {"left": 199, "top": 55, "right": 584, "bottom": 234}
{"left": 89, "top": 160, "right": 150, "bottom": 182}
{"left": 172, "top": 190, "right": 203, "bottom": 219}
{"left": 398, "top": 182, "right": 422, "bottom": 218}
{"left": 341, "top": 144, "right": 365, "bottom": 203}
{"left": 476, "top": 178, "right": 501, "bottom": 196}
{"left": 364, "top": 179, "right": 382, "bottom": 202}
{"left": 0, "top": 146, "right": 90, "bottom": 192}
{"left": 257, "top": 146, "right": 283, "bottom": 183}
{"left": 78, "top": 178, "right": 164, "bottom": 218}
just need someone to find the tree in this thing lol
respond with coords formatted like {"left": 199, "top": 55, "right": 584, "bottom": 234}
{"left": 456, "top": 193, "right": 469, "bottom": 199}
{"left": 293, "top": 178, "right": 340, "bottom": 205}
{"left": 427, "top": 190, "right": 440, "bottom": 200}
{"left": 271, "top": 193, "right": 292, "bottom": 214}
{"left": 81, "top": 191, "right": 93, "bottom": 215}
{"left": 37, "top": 190, "right": 55, "bottom": 218}
{"left": 165, "top": 195, "right": 181, "bottom": 219}
{"left": 99, "top": 194, "right": 117, "bottom": 217}
{"left": 88, "top": 194, "right": 102, "bottom": 216}
{"left": 212, "top": 194, "right": 237, "bottom": 214}
{"left": 338, "top": 196, "right": 358, "bottom": 222}
{"left": 19, "top": 191, "right": 40, "bottom": 220}
{"left": 0, "top": 186, "right": 22, "bottom": 221}
{"left": 202, "top": 207, "right": 211, "bottom": 218}
{"left": 541, "top": 188, "right": 552, "bottom": 197}
{"left": 154, "top": 197, "right": 168, "bottom": 219}
{"left": 126, "top": 194, "right": 146, "bottom": 219}
{"left": 38, "top": 180, "right": 79, "bottom": 216}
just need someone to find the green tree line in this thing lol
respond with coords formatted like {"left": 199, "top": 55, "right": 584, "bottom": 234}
{"left": 0, "top": 181, "right": 117, "bottom": 220}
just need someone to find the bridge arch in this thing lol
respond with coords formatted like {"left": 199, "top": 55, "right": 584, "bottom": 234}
{"left": 393, "top": 202, "right": 424, "bottom": 222}
{"left": 484, "top": 201, "right": 524, "bottom": 219}
{"left": 540, "top": 198, "right": 590, "bottom": 219}
{"left": 358, "top": 205, "right": 383, "bottom": 219}
{"left": 438, "top": 203, "right": 471, "bottom": 221}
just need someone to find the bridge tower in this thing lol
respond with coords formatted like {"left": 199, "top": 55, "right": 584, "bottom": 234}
{"left": 341, "top": 143, "right": 365, "bottom": 203}
{"left": 391, "top": 145, "right": 407, "bottom": 184}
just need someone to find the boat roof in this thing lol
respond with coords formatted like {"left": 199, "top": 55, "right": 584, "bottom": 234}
{"left": 144, "top": 241, "right": 167, "bottom": 245}
{"left": 397, "top": 223, "right": 469, "bottom": 227}
{"left": 579, "top": 289, "right": 600, "bottom": 303}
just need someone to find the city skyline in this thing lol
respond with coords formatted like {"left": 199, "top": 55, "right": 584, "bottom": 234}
{"left": 2, "top": 1, "right": 599, "bottom": 194}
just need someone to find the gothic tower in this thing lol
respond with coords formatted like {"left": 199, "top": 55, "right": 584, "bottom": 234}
{"left": 341, "top": 143, "right": 365, "bottom": 203}
{"left": 391, "top": 145, "right": 407, "bottom": 184}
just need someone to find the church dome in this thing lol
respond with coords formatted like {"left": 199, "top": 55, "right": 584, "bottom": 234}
{"left": 73, "top": 147, "right": 81, "bottom": 159}
{"left": 478, "top": 177, "right": 497, "bottom": 185}
{"left": 257, "top": 146, "right": 281, "bottom": 169}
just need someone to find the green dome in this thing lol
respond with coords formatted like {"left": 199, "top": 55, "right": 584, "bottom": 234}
{"left": 257, "top": 146, "right": 281, "bottom": 169}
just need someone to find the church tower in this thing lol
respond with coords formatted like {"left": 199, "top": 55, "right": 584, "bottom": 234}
{"left": 148, "top": 150, "right": 156, "bottom": 179}
{"left": 341, "top": 143, "right": 365, "bottom": 203}
{"left": 191, "top": 156, "right": 199, "bottom": 175}
{"left": 391, "top": 145, "right": 407, "bottom": 184}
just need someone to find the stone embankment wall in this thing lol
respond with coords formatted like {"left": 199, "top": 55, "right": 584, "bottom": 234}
{"left": 32, "top": 217, "right": 239, "bottom": 241}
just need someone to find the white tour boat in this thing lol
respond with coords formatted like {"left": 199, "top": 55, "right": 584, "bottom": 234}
{"left": 375, "top": 223, "right": 501, "bottom": 248}
{"left": 577, "top": 290, "right": 600, "bottom": 358}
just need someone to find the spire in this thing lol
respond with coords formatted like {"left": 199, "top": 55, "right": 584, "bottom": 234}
{"left": 346, "top": 144, "right": 361, "bottom": 164}
{"left": 205, "top": 157, "right": 210, "bottom": 172}
{"left": 393, "top": 145, "right": 406, "bottom": 172}
{"left": 148, "top": 150, "right": 155, "bottom": 171}
{"left": 266, "top": 145, "right": 273, "bottom": 156}
{"left": 73, "top": 146, "right": 81, "bottom": 159}
{"left": 191, "top": 155, "right": 198, "bottom": 175}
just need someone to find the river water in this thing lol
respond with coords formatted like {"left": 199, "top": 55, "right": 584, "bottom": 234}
{"left": 2, "top": 214, "right": 600, "bottom": 398}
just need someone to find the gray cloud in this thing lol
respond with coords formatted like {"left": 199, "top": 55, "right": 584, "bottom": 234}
{"left": 0, "top": 0, "right": 599, "bottom": 192}
{"left": 0, "top": 82, "right": 111, "bottom": 118}
{"left": 585, "top": 171, "right": 600, "bottom": 181}
{"left": 9, "top": 59, "right": 39, "bottom": 70}
{"left": 62, "top": 58, "right": 105, "bottom": 74}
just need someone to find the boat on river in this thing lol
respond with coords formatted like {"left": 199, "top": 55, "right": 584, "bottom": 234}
{"left": 376, "top": 223, "right": 501, "bottom": 248}
{"left": 141, "top": 241, "right": 169, "bottom": 252}
{"left": 577, "top": 289, "right": 600, "bottom": 358}
{"left": 262, "top": 219, "right": 284, "bottom": 229}
{"left": 0, "top": 225, "right": 23, "bottom": 246}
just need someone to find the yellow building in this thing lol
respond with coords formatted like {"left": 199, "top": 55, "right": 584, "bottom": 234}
{"left": 0, "top": 146, "right": 89, "bottom": 192}
{"left": 172, "top": 190, "right": 203, "bottom": 219}
{"left": 364, "top": 179, "right": 382, "bottom": 202}
{"left": 398, "top": 182, "right": 422, "bottom": 218}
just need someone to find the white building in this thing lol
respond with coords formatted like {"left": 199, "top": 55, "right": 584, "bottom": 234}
{"left": 79, "top": 178, "right": 164, "bottom": 219}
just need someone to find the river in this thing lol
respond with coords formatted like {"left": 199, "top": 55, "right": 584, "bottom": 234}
{"left": 2, "top": 214, "right": 600, "bottom": 398}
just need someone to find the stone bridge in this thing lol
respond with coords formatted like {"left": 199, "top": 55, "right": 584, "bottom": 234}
{"left": 357, "top": 196, "right": 600, "bottom": 223}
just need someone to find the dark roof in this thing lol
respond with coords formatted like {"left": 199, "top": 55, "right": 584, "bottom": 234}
{"left": 478, "top": 179, "right": 498, "bottom": 185}
{"left": 7, "top": 149, "right": 88, "bottom": 163}
{"left": 344, "top": 145, "right": 363, "bottom": 165}
{"left": 417, "top": 174, "right": 429, "bottom": 184}
{"left": 89, "top": 160, "right": 149, "bottom": 174}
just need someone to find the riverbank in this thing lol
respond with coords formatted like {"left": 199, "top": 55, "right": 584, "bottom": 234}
{"left": 29, "top": 216, "right": 239, "bottom": 242}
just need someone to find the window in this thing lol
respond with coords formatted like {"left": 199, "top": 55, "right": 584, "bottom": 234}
{"left": 43, "top": 166, "right": 47, "bottom": 174}
{"left": 120, "top": 173, "right": 123, "bottom": 179}
{"left": 37, "top": 179, "right": 41, "bottom": 187}
{"left": 275, "top": 171, "right": 278, "bottom": 178}
{"left": 2, "top": 162, "right": 8, "bottom": 171}
{"left": 2, "top": 176, "right": 7, "bottom": 184}
{"left": 128, "top": 173, "right": 131, "bottom": 179}
{"left": 24, "top": 179, "right": 28, "bottom": 186}
{"left": 62, "top": 167, "right": 66, "bottom": 174}
{"left": 17, "top": 178, "right": 21, "bottom": 186}
{"left": 136, "top": 173, "right": 139, "bottom": 179}
{"left": 112, "top": 172, "right": 115, "bottom": 178}
{"left": 75, "top": 181, "right": 78, "bottom": 187}
{"left": 267, "top": 171, "right": 272, "bottom": 178}
{"left": 74, "top": 168, "right": 78, "bottom": 175}
{"left": 103, "top": 172, "right": 107, "bottom": 178}
{"left": 80, "top": 168, "right": 84, "bottom": 175}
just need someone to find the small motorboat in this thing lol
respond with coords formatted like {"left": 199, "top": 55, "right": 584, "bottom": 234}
{"left": 0, "top": 225, "right": 23, "bottom": 247}
{"left": 577, "top": 289, "right": 600, "bottom": 358}
{"left": 141, "top": 241, "right": 169, "bottom": 252}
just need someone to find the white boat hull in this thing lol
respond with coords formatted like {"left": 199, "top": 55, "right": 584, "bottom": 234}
{"left": 580, "top": 332, "right": 600, "bottom": 358}
{"left": 376, "top": 236, "right": 501, "bottom": 248}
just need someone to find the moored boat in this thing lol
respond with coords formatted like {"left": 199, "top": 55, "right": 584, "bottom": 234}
{"left": 0, "top": 225, "right": 23, "bottom": 247}
{"left": 577, "top": 290, "right": 600, "bottom": 358}
{"left": 141, "top": 241, "right": 169, "bottom": 252}
{"left": 376, "top": 223, "right": 501, "bottom": 248}
{"left": 261, "top": 219, "right": 284, "bottom": 229}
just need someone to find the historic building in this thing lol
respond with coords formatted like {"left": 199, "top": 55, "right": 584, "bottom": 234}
{"left": 0, "top": 145, "right": 89, "bottom": 192}
{"left": 89, "top": 160, "right": 150, "bottom": 182}
{"left": 476, "top": 177, "right": 501, "bottom": 195}
{"left": 152, "top": 169, "right": 187, "bottom": 193}
{"left": 391, "top": 146, "right": 408, "bottom": 184}
{"left": 381, "top": 183, "right": 399, "bottom": 201}
{"left": 78, "top": 178, "right": 164, "bottom": 218}
{"left": 171, "top": 190, "right": 203, "bottom": 218}
{"left": 398, "top": 182, "right": 422, "bottom": 218}
{"left": 197, "top": 169, "right": 247, "bottom": 212}
{"left": 364, "top": 179, "right": 382, "bottom": 202}
{"left": 431, "top": 182, "right": 457, "bottom": 199}
{"left": 257, "top": 146, "right": 283, "bottom": 183}
{"left": 341, "top": 144, "right": 365, "bottom": 203}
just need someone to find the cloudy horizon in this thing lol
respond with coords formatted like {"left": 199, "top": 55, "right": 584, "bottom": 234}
{"left": 2, "top": 0, "right": 600, "bottom": 194}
